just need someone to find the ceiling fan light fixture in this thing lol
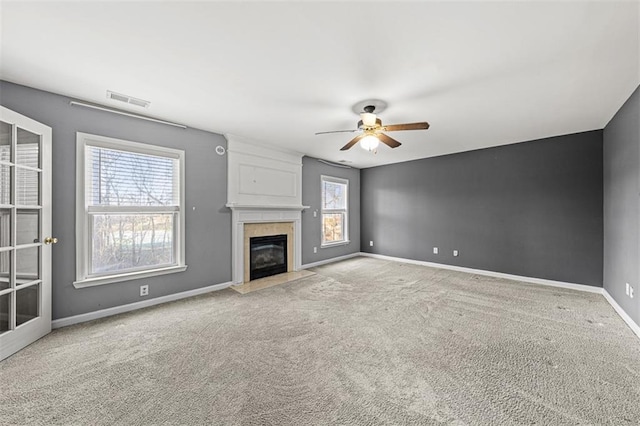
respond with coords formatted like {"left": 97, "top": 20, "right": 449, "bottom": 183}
{"left": 360, "top": 135, "right": 380, "bottom": 151}
{"left": 361, "top": 112, "right": 377, "bottom": 127}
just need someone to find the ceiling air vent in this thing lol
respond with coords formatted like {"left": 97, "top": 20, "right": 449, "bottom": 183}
{"left": 106, "top": 90, "right": 150, "bottom": 108}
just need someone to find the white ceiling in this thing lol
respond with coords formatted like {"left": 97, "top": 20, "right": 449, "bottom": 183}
{"left": 1, "top": 1, "right": 638, "bottom": 168}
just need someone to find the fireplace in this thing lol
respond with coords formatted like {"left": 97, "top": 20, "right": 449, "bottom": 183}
{"left": 249, "top": 234, "right": 288, "bottom": 280}
{"left": 242, "top": 221, "right": 295, "bottom": 283}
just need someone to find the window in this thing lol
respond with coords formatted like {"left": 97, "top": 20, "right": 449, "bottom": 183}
{"left": 75, "top": 133, "right": 186, "bottom": 287}
{"left": 321, "top": 175, "right": 348, "bottom": 246}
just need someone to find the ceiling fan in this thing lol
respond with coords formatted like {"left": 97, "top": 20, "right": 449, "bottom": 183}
{"left": 315, "top": 104, "right": 430, "bottom": 152}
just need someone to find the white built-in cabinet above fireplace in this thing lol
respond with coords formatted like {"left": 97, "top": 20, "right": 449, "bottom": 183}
{"left": 225, "top": 135, "right": 309, "bottom": 284}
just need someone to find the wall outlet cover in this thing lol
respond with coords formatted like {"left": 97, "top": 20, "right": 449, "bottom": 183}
{"left": 140, "top": 285, "right": 149, "bottom": 297}
{"left": 433, "top": 247, "right": 438, "bottom": 254}
{"left": 370, "top": 241, "right": 374, "bottom": 247}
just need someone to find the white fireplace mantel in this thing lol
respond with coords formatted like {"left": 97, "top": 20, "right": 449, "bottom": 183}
{"left": 225, "top": 135, "right": 309, "bottom": 284}
{"left": 226, "top": 203, "right": 308, "bottom": 210}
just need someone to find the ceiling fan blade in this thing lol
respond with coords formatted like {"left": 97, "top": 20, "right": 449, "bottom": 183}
{"left": 315, "top": 129, "right": 359, "bottom": 135}
{"left": 383, "top": 122, "right": 430, "bottom": 132}
{"left": 378, "top": 133, "right": 402, "bottom": 148}
{"left": 340, "top": 134, "right": 366, "bottom": 151}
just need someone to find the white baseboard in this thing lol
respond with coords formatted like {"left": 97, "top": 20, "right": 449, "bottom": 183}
{"left": 300, "top": 252, "right": 361, "bottom": 269}
{"left": 603, "top": 289, "right": 640, "bottom": 339}
{"left": 52, "top": 281, "right": 233, "bottom": 329}
{"left": 359, "top": 252, "right": 604, "bottom": 294}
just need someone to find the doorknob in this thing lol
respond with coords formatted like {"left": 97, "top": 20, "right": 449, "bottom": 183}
{"left": 44, "top": 237, "right": 58, "bottom": 245}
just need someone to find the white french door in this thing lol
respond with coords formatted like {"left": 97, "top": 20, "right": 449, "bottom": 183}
{"left": 0, "top": 106, "right": 53, "bottom": 361}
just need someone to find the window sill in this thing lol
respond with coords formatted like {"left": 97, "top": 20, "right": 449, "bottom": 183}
{"left": 73, "top": 265, "right": 188, "bottom": 289}
{"left": 321, "top": 240, "right": 351, "bottom": 248}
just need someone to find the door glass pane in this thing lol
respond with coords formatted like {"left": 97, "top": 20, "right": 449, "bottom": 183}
{"left": 0, "top": 209, "right": 10, "bottom": 247}
{"left": 16, "top": 209, "right": 39, "bottom": 245}
{"left": 16, "top": 128, "right": 40, "bottom": 169}
{"left": 16, "top": 284, "right": 39, "bottom": 327}
{"left": 0, "top": 121, "right": 11, "bottom": 162}
{"left": 0, "top": 250, "right": 10, "bottom": 291}
{"left": 15, "top": 168, "right": 39, "bottom": 206}
{"left": 0, "top": 164, "right": 10, "bottom": 204}
{"left": 0, "top": 292, "right": 9, "bottom": 333}
{"left": 16, "top": 246, "right": 39, "bottom": 282}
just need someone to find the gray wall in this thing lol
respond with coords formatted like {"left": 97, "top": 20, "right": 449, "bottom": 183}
{"left": 604, "top": 85, "right": 640, "bottom": 325}
{"left": 301, "top": 157, "right": 360, "bottom": 265}
{"left": 361, "top": 131, "right": 604, "bottom": 287}
{"left": 0, "top": 81, "right": 231, "bottom": 320}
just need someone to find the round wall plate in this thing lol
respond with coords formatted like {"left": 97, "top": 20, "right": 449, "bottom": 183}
{"left": 215, "top": 145, "right": 226, "bottom": 155}
{"left": 351, "top": 99, "right": 388, "bottom": 115}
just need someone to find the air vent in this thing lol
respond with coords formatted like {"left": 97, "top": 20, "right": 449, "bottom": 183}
{"left": 108, "top": 92, "right": 129, "bottom": 103}
{"left": 106, "top": 91, "right": 150, "bottom": 108}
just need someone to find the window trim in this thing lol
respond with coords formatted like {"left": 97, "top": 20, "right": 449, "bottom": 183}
{"left": 74, "top": 132, "right": 186, "bottom": 288}
{"left": 320, "top": 175, "right": 349, "bottom": 247}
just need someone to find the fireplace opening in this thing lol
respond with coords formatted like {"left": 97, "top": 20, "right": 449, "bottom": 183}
{"left": 249, "top": 234, "right": 288, "bottom": 280}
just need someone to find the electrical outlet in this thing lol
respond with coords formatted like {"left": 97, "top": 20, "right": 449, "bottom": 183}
{"left": 626, "top": 283, "right": 630, "bottom": 296}
{"left": 453, "top": 250, "right": 459, "bottom": 257}
{"left": 313, "top": 210, "right": 317, "bottom": 218}
{"left": 140, "top": 285, "right": 149, "bottom": 297}
{"left": 313, "top": 247, "right": 317, "bottom": 253}
{"left": 370, "top": 241, "right": 374, "bottom": 247}
{"left": 630, "top": 286, "right": 635, "bottom": 299}
{"left": 433, "top": 247, "right": 438, "bottom": 254}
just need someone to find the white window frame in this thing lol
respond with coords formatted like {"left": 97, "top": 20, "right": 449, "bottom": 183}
{"left": 321, "top": 175, "right": 349, "bottom": 247}
{"left": 74, "top": 132, "right": 187, "bottom": 288}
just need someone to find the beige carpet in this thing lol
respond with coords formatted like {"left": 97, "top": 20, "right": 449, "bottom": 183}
{"left": 1, "top": 257, "right": 639, "bottom": 425}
